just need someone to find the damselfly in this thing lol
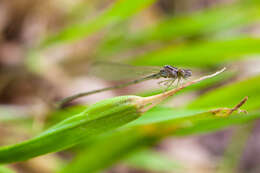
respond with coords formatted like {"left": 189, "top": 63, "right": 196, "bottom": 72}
{"left": 58, "top": 62, "right": 192, "bottom": 107}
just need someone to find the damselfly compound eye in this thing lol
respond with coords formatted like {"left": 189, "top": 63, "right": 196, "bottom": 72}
{"left": 183, "top": 69, "right": 192, "bottom": 78}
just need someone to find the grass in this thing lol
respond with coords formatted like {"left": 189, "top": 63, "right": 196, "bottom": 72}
{"left": 1, "top": 0, "right": 260, "bottom": 172}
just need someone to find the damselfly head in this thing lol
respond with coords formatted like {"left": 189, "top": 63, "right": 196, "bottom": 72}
{"left": 178, "top": 69, "right": 192, "bottom": 79}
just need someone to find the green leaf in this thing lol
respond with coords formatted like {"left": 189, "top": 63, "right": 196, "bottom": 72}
{"left": 172, "top": 112, "right": 259, "bottom": 136}
{"left": 188, "top": 75, "right": 260, "bottom": 110}
{"left": 59, "top": 129, "right": 150, "bottom": 173}
{"left": 41, "top": 0, "right": 156, "bottom": 47}
{"left": 97, "top": 3, "right": 260, "bottom": 57}
{"left": 127, "top": 107, "right": 207, "bottom": 126}
{"left": 45, "top": 105, "right": 87, "bottom": 128}
{"left": 0, "top": 166, "right": 15, "bottom": 173}
{"left": 130, "top": 37, "right": 260, "bottom": 67}
{"left": 135, "top": 107, "right": 257, "bottom": 137}
{"left": 135, "top": 4, "right": 260, "bottom": 42}
{"left": 0, "top": 96, "right": 143, "bottom": 163}
{"left": 61, "top": 105, "right": 258, "bottom": 173}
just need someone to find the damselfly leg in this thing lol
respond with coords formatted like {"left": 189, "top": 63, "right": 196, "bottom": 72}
{"left": 176, "top": 77, "right": 181, "bottom": 88}
{"left": 158, "top": 79, "right": 172, "bottom": 86}
{"left": 158, "top": 78, "right": 177, "bottom": 91}
{"left": 164, "top": 79, "right": 176, "bottom": 91}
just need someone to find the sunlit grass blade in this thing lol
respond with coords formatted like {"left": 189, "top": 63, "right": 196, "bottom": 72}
{"left": 97, "top": 3, "right": 260, "bottom": 56}
{"left": 59, "top": 129, "right": 149, "bottom": 173}
{"left": 0, "top": 166, "right": 15, "bottom": 173}
{"left": 135, "top": 97, "right": 250, "bottom": 136}
{"left": 130, "top": 37, "right": 260, "bottom": 67}
{"left": 41, "top": 0, "right": 156, "bottom": 47}
{"left": 171, "top": 112, "right": 258, "bottom": 136}
{"left": 61, "top": 100, "right": 255, "bottom": 173}
{"left": 135, "top": 4, "right": 260, "bottom": 42}
{"left": 188, "top": 75, "right": 260, "bottom": 110}
{"left": 0, "top": 96, "right": 144, "bottom": 163}
{"left": 45, "top": 105, "right": 87, "bottom": 128}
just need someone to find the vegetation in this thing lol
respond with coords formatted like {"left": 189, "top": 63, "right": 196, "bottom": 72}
{"left": 0, "top": 0, "right": 260, "bottom": 172}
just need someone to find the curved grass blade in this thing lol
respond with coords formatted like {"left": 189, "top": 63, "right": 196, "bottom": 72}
{"left": 97, "top": 3, "right": 260, "bottom": 57}
{"left": 41, "top": 0, "right": 156, "bottom": 48}
{"left": 188, "top": 74, "right": 260, "bottom": 110}
{"left": 59, "top": 129, "right": 149, "bottom": 173}
{"left": 0, "top": 166, "right": 15, "bottom": 173}
{"left": 131, "top": 37, "right": 260, "bottom": 67}
{"left": 0, "top": 96, "right": 143, "bottom": 163}
{"left": 60, "top": 98, "right": 254, "bottom": 173}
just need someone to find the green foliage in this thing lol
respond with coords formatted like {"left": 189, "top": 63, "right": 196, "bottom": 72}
{"left": 131, "top": 37, "right": 260, "bottom": 67}
{"left": 59, "top": 129, "right": 147, "bottom": 173}
{"left": 1, "top": 0, "right": 260, "bottom": 172}
{"left": 189, "top": 75, "right": 260, "bottom": 110}
{"left": 0, "top": 166, "right": 15, "bottom": 173}
{"left": 97, "top": 3, "right": 260, "bottom": 57}
{"left": 41, "top": 0, "right": 156, "bottom": 47}
{"left": 0, "top": 96, "right": 142, "bottom": 163}
{"left": 61, "top": 107, "right": 258, "bottom": 173}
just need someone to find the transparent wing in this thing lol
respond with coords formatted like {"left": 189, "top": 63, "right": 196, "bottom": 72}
{"left": 88, "top": 61, "right": 162, "bottom": 81}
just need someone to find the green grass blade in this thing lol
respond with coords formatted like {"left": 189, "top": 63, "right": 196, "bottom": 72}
{"left": 0, "top": 166, "right": 15, "bottom": 173}
{"left": 172, "top": 112, "right": 259, "bottom": 136}
{"left": 127, "top": 107, "right": 207, "bottom": 126}
{"left": 61, "top": 105, "right": 258, "bottom": 173}
{"left": 188, "top": 75, "right": 260, "bottom": 110}
{"left": 45, "top": 105, "right": 87, "bottom": 128}
{"left": 130, "top": 37, "right": 260, "bottom": 67}
{"left": 136, "top": 108, "right": 256, "bottom": 137}
{"left": 135, "top": 4, "right": 260, "bottom": 42}
{"left": 59, "top": 129, "right": 150, "bottom": 173}
{"left": 41, "top": 0, "right": 155, "bottom": 47}
{"left": 0, "top": 96, "right": 142, "bottom": 163}
{"left": 97, "top": 3, "right": 260, "bottom": 57}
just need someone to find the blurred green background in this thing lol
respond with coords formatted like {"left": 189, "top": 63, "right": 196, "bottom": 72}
{"left": 1, "top": 0, "right": 260, "bottom": 172}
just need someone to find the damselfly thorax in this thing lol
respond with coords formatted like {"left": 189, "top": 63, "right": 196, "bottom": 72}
{"left": 155, "top": 65, "right": 192, "bottom": 90}
{"left": 159, "top": 65, "right": 192, "bottom": 79}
